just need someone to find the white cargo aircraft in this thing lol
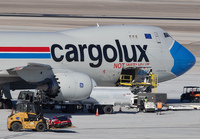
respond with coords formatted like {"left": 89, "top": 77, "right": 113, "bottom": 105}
{"left": 0, "top": 25, "right": 195, "bottom": 108}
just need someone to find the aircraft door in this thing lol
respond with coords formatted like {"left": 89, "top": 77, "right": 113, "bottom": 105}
{"left": 154, "top": 32, "right": 161, "bottom": 43}
{"left": 120, "top": 67, "right": 140, "bottom": 83}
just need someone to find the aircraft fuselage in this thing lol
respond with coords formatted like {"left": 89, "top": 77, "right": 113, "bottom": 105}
{"left": 0, "top": 25, "right": 196, "bottom": 86}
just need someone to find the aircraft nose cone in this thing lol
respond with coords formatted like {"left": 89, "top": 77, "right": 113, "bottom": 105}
{"left": 170, "top": 41, "right": 196, "bottom": 76}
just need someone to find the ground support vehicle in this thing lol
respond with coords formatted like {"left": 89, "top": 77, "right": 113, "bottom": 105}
{"left": 16, "top": 90, "right": 81, "bottom": 113}
{"left": 47, "top": 115, "right": 72, "bottom": 129}
{"left": 79, "top": 87, "right": 134, "bottom": 114}
{"left": 77, "top": 88, "right": 167, "bottom": 114}
{"left": 16, "top": 88, "right": 134, "bottom": 114}
{"left": 15, "top": 89, "right": 167, "bottom": 114}
{"left": 143, "top": 102, "right": 156, "bottom": 112}
{"left": 135, "top": 93, "right": 167, "bottom": 112}
{"left": 7, "top": 101, "right": 72, "bottom": 132}
{"left": 180, "top": 86, "right": 200, "bottom": 102}
{"left": 7, "top": 102, "right": 46, "bottom": 132}
{"left": 168, "top": 105, "right": 200, "bottom": 110}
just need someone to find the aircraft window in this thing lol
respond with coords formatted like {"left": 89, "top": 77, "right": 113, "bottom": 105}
{"left": 164, "top": 33, "right": 171, "bottom": 38}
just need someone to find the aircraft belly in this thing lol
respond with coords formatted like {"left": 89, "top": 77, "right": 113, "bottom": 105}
{"left": 158, "top": 72, "right": 176, "bottom": 82}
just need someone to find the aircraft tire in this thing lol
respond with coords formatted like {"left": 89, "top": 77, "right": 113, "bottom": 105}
{"left": 36, "top": 122, "right": 46, "bottom": 132}
{"left": 3, "top": 99, "right": 12, "bottom": 109}
{"left": 11, "top": 122, "right": 22, "bottom": 132}
{"left": 0, "top": 100, "right": 3, "bottom": 109}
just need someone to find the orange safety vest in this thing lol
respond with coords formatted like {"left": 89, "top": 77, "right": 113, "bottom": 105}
{"left": 157, "top": 102, "right": 163, "bottom": 109}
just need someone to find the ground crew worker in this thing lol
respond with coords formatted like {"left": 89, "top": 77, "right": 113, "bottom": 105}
{"left": 144, "top": 97, "right": 148, "bottom": 102}
{"left": 156, "top": 100, "right": 163, "bottom": 115}
{"left": 148, "top": 69, "right": 153, "bottom": 83}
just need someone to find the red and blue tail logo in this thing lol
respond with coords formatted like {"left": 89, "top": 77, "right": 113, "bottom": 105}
{"left": 0, "top": 47, "right": 51, "bottom": 59}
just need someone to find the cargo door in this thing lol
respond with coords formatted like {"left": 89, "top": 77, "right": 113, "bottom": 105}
{"left": 116, "top": 67, "right": 140, "bottom": 86}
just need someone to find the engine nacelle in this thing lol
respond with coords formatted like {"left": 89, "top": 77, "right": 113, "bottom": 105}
{"left": 53, "top": 72, "right": 93, "bottom": 101}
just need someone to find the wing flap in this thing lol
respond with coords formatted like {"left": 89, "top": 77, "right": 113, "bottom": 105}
{"left": 13, "top": 63, "right": 54, "bottom": 83}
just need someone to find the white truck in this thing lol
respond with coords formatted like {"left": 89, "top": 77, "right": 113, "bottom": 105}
{"left": 15, "top": 87, "right": 135, "bottom": 114}
{"left": 78, "top": 87, "right": 167, "bottom": 114}
{"left": 16, "top": 87, "right": 166, "bottom": 114}
{"left": 78, "top": 87, "right": 135, "bottom": 114}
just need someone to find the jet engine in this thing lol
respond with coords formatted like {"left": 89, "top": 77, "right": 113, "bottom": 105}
{"left": 39, "top": 72, "right": 94, "bottom": 101}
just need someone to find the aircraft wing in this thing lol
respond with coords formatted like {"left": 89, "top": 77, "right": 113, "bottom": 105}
{"left": 10, "top": 63, "right": 54, "bottom": 83}
{"left": 13, "top": 63, "right": 52, "bottom": 71}
{"left": 0, "top": 62, "right": 94, "bottom": 102}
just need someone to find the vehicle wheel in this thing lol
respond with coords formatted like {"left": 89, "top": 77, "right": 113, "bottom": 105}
{"left": 103, "top": 105, "right": 113, "bottom": 114}
{"left": 36, "top": 122, "right": 46, "bottom": 132}
{"left": 11, "top": 122, "right": 22, "bottom": 132}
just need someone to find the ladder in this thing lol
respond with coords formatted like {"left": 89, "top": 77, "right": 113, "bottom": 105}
{"left": 151, "top": 74, "right": 158, "bottom": 93}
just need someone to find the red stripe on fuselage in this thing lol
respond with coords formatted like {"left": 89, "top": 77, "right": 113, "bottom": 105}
{"left": 0, "top": 47, "right": 50, "bottom": 52}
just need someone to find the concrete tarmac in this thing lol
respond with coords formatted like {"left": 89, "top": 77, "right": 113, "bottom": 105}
{"left": 0, "top": 0, "right": 200, "bottom": 138}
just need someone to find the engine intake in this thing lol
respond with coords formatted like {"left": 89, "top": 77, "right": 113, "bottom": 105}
{"left": 47, "top": 72, "right": 93, "bottom": 101}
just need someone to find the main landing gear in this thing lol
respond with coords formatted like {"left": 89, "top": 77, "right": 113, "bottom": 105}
{"left": 0, "top": 91, "right": 12, "bottom": 109}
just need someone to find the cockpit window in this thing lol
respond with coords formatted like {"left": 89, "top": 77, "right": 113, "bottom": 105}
{"left": 164, "top": 33, "right": 171, "bottom": 38}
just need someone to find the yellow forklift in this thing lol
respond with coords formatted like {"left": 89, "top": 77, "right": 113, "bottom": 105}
{"left": 7, "top": 101, "right": 46, "bottom": 132}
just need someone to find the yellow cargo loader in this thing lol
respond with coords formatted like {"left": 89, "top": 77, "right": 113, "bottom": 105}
{"left": 7, "top": 102, "right": 46, "bottom": 132}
